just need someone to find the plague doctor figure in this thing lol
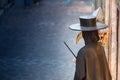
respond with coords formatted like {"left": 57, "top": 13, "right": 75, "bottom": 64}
{"left": 69, "top": 15, "right": 112, "bottom": 80}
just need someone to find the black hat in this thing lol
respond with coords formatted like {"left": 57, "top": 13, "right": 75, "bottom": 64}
{"left": 69, "top": 15, "right": 107, "bottom": 31}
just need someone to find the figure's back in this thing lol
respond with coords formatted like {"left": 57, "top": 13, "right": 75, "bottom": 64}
{"left": 74, "top": 43, "right": 112, "bottom": 80}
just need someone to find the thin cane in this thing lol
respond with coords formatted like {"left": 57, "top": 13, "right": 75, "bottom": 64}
{"left": 64, "top": 41, "right": 76, "bottom": 58}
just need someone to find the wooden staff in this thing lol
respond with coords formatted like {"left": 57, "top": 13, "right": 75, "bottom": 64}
{"left": 64, "top": 41, "right": 76, "bottom": 58}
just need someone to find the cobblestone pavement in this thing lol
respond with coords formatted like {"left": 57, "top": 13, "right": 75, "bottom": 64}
{"left": 0, "top": 0, "right": 91, "bottom": 80}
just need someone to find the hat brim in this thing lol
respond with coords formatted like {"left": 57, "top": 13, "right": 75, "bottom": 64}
{"left": 69, "top": 22, "right": 107, "bottom": 31}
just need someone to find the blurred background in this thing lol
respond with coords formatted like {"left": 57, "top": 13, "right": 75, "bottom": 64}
{"left": 0, "top": 0, "right": 92, "bottom": 80}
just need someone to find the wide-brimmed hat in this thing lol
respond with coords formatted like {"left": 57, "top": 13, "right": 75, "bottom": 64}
{"left": 69, "top": 15, "right": 107, "bottom": 31}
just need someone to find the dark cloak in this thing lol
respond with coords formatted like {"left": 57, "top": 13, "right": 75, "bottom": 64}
{"left": 74, "top": 31, "right": 112, "bottom": 80}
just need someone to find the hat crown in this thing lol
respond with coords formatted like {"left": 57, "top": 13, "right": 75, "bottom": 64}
{"left": 79, "top": 15, "right": 96, "bottom": 27}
